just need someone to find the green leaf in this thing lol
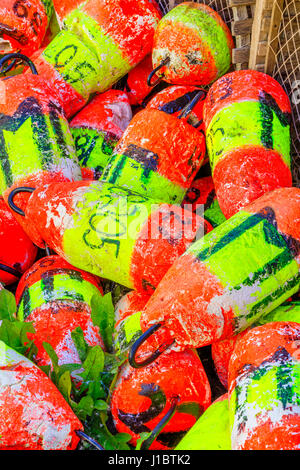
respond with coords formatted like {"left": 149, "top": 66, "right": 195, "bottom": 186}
{"left": 94, "top": 399, "right": 109, "bottom": 411}
{"left": 73, "top": 395, "right": 95, "bottom": 421}
{"left": 71, "top": 327, "right": 89, "bottom": 362}
{"left": 42, "top": 341, "right": 59, "bottom": 376}
{"left": 79, "top": 345, "right": 105, "bottom": 383}
{"left": 0, "top": 289, "right": 17, "bottom": 321}
{"left": 0, "top": 319, "right": 35, "bottom": 355}
{"left": 58, "top": 370, "right": 72, "bottom": 403}
{"left": 135, "top": 432, "right": 152, "bottom": 451}
{"left": 91, "top": 292, "right": 115, "bottom": 352}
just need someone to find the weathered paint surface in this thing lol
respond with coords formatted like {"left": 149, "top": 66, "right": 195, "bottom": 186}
{"left": 228, "top": 322, "right": 300, "bottom": 450}
{"left": 111, "top": 348, "right": 211, "bottom": 450}
{"left": 138, "top": 188, "right": 300, "bottom": 352}
{"left": 204, "top": 70, "right": 292, "bottom": 219}
{"left": 0, "top": 341, "right": 83, "bottom": 450}
{"left": 152, "top": 2, "right": 233, "bottom": 86}
{"left": 15, "top": 255, "right": 104, "bottom": 371}
{"left": 0, "top": 0, "right": 53, "bottom": 55}
{"left": 24, "top": 180, "right": 208, "bottom": 293}
{"left": 33, "top": 0, "right": 161, "bottom": 117}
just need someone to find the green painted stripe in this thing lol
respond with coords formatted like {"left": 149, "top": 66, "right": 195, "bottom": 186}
{"left": 245, "top": 271, "right": 300, "bottom": 323}
{"left": 71, "top": 127, "right": 116, "bottom": 171}
{"left": 42, "top": 30, "right": 101, "bottom": 98}
{"left": 17, "top": 273, "right": 103, "bottom": 320}
{"left": 190, "top": 211, "right": 264, "bottom": 263}
{"left": 62, "top": 182, "right": 154, "bottom": 288}
{"left": 230, "top": 358, "right": 300, "bottom": 438}
{"left": 187, "top": 209, "right": 300, "bottom": 330}
{"left": 206, "top": 101, "right": 291, "bottom": 171}
{"left": 100, "top": 153, "right": 186, "bottom": 204}
{"left": 63, "top": 9, "right": 131, "bottom": 91}
{"left": 3, "top": 118, "right": 44, "bottom": 183}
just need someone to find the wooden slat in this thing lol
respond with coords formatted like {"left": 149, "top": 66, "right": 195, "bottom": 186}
{"left": 257, "top": 41, "right": 268, "bottom": 56}
{"left": 261, "top": 17, "right": 271, "bottom": 32}
{"left": 231, "top": 17, "right": 253, "bottom": 36}
{"left": 265, "top": 0, "right": 285, "bottom": 74}
{"left": 232, "top": 46, "right": 251, "bottom": 63}
{"left": 231, "top": 3, "right": 253, "bottom": 69}
{"left": 228, "top": 0, "right": 255, "bottom": 5}
{"left": 249, "top": 0, "right": 266, "bottom": 68}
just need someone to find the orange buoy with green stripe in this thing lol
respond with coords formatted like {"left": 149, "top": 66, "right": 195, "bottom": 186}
{"left": 99, "top": 105, "right": 206, "bottom": 204}
{"left": 228, "top": 322, "right": 300, "bottom": 450}
{"left": 212, "top": 299, "right": 300, "bottom": 390}
{"left": 150, "top": 2, "right": 233, "bottom": 87}
{"left": 70, "top": 90, "right": 132, "bottom": 180}
{"left": 0, "top": 56, "right": 81, "bottom": 243}
{"left": 129, "top": 187, "right": 300, "bottom": 367}
{"left": 16, "top": 180, "right": 210, "bottom": 294}
{"left": 32, "top": 0, "right": 161, "bottom": 118}
{"left": 15, "top": 255, "right": 104, "bottom": 376}
{"left": 0, "top": 340, "right": 84, "bottom": 450}
{"left": 114, "top": 293, "right": 151, "bottom": 357}
{"left": 204, "top": 70, "right": 292, "bottom": 219}
{"left": 110, "top": 348, "right": 211, "bottom": 450}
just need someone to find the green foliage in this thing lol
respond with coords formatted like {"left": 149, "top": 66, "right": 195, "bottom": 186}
{"left": 0, "top": 289, "right": 17, "bottom": 321}
{"left": 42, "top": 316, "right": 130, "bottom": 450}
{"left": 0, "top": 285, "right": 141, "bottom": 451}
{"left": 0, "top": 289, "right": 37, "bottom": 357}
{"left": 90, "top": 292, "right": 115, "bottom": 352}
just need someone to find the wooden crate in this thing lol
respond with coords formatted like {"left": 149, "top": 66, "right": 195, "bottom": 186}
{"left": 159, "top": 0, "right": 300, "bottom": 185}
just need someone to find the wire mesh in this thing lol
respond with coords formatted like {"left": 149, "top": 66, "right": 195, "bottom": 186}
{"left": 157, "top": 0, "right": 233, "bottom": 24}
{"left": 270, "top": 0, "right": 300, "bottom": 185}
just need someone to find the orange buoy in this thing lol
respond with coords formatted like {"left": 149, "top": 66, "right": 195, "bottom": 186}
{"left": 15, "top": 255, "right": 104, "bottom": 376}
{"left": 129, "top": 187, "right": 300, "bottom": 367}
{"left": 228, "top": 322, "right": 300, "bottom": 450}
{"left": 111, "top": 348, "right": 211, "bottom": 450}
{"left": 203, "top": 70, "right": 292, "bottom": 218}
{"left": 70, "top": 90, "right": 132, "bottom": 180}
{"left": 99, "top": 105, "right": 206, "bottom": 204}
{"left": 31, "top": 0, "right": 162, "bottom": 118}
{"left": 150, "top": 2, "right": 233, "bottom": 87}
